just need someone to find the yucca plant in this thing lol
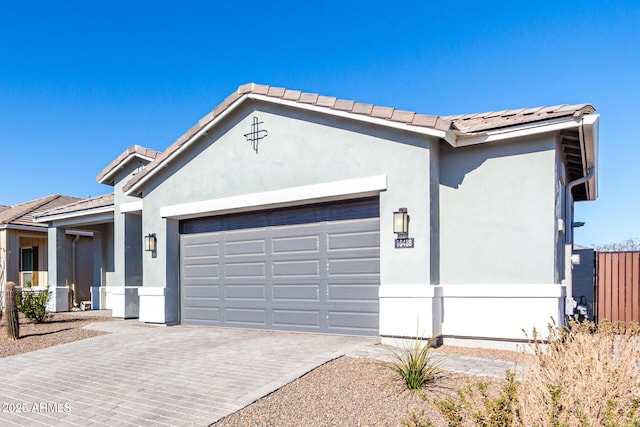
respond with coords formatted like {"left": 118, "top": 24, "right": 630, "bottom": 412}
{"left": 379, "top": 334, "right": 442, "bottom": 390}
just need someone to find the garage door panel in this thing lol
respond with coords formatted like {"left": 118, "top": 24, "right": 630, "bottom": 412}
{"left": 328, "top": 283, "right": 379, "bottom": 301}
{"left": 328, "top": 232, "right": 380, "bottom": 250}
{"left": 225, "top": 308, "right": 265, "bottom": 324}
{"left": 328, "top": 258, "right": 380, "bottom": 275}
{"left": 272, "top": 235, "right": 320, "bottom": 253}
{"left": 181, "top": 197, "right": 380, "bottom": 335}
{"left": 224, "top": 284, "right": 266, "bottom": 300}
{"left": 272, "top": 283, "right": 320, "bottom": 301}
{"left": 183, "top": 284, "right": 219, "bottom": 299}
{"left": 183, "top": 298, "right": 221, "bottom": 310}
{"left": 272, "top": 260, "right": 320, "bottom": 277}
{"left": 272, "top": 310, "right": 320, "bottom": 328}
{"left": 328, "top": 311, "right": 379, "bottom": 333}
{"left": 225, "top": 262, "right": 266, "bottom": 277}
{"left": 183, "top": 264, "right": 220, "bottom": 278}
{"left": 184, "top": 307, "right": 220, "bottom": 323}
{"left": 225, "top": 239, "right": 266, "bottom": 256}
{"left": 182, "top": 242, "right": 220, "bottom": 258}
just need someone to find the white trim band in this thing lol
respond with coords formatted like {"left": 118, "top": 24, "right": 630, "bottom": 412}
{"left": 160, "top": 175, "right": 387, "bottom": 219}
{"left": 119, "top": 201, "right": 143, "bottom": 214}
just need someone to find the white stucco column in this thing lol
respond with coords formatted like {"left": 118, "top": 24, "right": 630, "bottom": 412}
{"left": 47, "top": 226, "right": 69, "bottom": 312}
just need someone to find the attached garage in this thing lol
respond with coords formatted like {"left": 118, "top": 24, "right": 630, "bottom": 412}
{"left": 179, "top": 197, "right": 380, "bottom": 336}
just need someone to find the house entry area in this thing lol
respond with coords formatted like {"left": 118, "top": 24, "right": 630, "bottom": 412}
{"left": 179, "top": 197, "right": 381, "bottom": 336}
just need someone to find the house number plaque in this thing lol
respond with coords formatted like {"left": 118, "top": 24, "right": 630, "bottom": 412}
{"left": 395, "top": 238, "right": 414, "bottom": 249}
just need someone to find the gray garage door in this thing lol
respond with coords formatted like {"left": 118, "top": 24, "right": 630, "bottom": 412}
{"left": 179, "top": 197, "right": 380, "bottom": 336}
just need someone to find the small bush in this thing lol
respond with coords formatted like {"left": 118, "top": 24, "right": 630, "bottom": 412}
{"left": 434, "top": 370, "right": 520, "bottom": 427}
{"left": 17, "top": 287, "right": 51, "bottom": 324}
{"left": 402, "top": 409, "right": 436, "bottom": 427}
{"left": 379, "top": 335, "right": 442, "bottom": 390}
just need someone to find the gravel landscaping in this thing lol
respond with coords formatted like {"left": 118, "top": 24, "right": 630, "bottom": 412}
{"left": 0, "top": 312, "right": 112, "bottom": 358}
{"left": 213, "top": 355, "right": 504, "bottom": 427}
{"left": 213, "top": 343, "right": 524, "bottom": 427}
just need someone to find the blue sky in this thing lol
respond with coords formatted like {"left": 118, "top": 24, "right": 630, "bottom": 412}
{"left": 1, "top": 1, "right": 638, "bottom": 247}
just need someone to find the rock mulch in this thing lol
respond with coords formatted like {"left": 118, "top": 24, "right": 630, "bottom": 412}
{"left": 0, "top": 312, "right": 111, "bottom": 358}
{"left": 213, "top": 355, "right": 509, "bottom": 427}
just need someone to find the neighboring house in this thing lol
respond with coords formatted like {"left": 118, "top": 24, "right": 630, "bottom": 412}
{"left": 34, "top": 147, "right": 160, "bottom": 315}
{"left": 0, "top": 195, "right": 93, "bottom": 308}
{"left": 35, "top": 83, "right": 599, "bottom": 347}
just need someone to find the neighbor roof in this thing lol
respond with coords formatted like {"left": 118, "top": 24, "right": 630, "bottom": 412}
{"left": 122, "top": 82, "right": 596, "bottom": 195}
{"left": 35, "top": 194, "right": 115, "bottom": 220}
{"left": 97, "top": 145, "right": 161, "bottom": 186}
{"left": 0, "top": 195, "right": 82, "bottom": 227}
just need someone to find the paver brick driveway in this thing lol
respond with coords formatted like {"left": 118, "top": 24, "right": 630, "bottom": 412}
{"left": 0, "top": 320, "right": 377, "bottom": 426}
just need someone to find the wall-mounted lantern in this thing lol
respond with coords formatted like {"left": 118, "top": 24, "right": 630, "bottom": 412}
{"left": 393, "top": 208, "right": 414, "bottom": 248}
{"left": 393, "top": 208, "right": 409, "bottom": 236}
{"left": 144, "top": 233, "right": 157, "bottom": 252}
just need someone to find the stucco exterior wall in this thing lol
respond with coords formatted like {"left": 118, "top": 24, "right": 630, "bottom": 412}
{"left": 439, "top": 135, "right": 558, "bottom": 284}
{"left": 113, "top": 167, "right": 144, "bottom": 288}
{"left": 436, "top": 134, "right": 565, "bottom": 343}
{"left": 137, "top": 102, "right": 438, "bottom": 326}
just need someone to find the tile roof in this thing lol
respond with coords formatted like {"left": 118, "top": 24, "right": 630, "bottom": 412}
{"left": 444, "top": 104, "right": 596, "bottom": 133}
{"left": 0, "top": 195, "right": 83, "bottom": 227}
{"left": 122, "top": 82, "right": 596, "bottom": 194}
{"left": 97, "top": 145, "right": 161, "bottom": 185}
{"left": 35, "top": 193, "right": 115, "bottom": 219}
{"left": 0, "top": 205, "right": 9, "bottom": 213}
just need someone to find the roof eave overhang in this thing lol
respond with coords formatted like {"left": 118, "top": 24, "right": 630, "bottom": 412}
{"left": 453, "top": 116, "right": 584, "bottom": 146}
{"left": 0, "top": 224, "right": 47, "bottom": 232}
{"left": 98, "top": 153, "right": 157, "bottom": 186}
{"left": 124, "top": 94, "right": 455, "bottom": 197}
{"left": 33, "top": 205, "right": 115, "bottom": 224}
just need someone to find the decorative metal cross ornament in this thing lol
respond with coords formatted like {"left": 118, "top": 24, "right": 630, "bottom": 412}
{"left": 243, "top": 116, "right": 268, "bottom": 153}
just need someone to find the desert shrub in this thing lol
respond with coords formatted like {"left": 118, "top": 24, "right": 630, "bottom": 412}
{"left": 17, "top": 287, "right": 51, "bottom": 324}
{"left": 402, "top": 409, "right": 437, "bottom": 427}
{"left": 518, "top": 319, "right": 640, "bottom": 426}
{"left": 430, "top": 319, "right": 640, "bottom": 426}
{"left": 434, "top": 370, "right": 519, "bottom": 427}
{"left": 379, "top": 335, "right": 442, "bottom": 390}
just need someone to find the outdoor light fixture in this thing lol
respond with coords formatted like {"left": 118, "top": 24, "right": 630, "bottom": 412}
{"left": 144, "top": 233, "right": 157, "bottom": 252}
{"left": 393, "top": 208, "right": 409, "bottom": 235}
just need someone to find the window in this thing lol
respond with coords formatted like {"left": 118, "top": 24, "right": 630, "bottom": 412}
{"left": 20, "top": 247, "right": 34, "bottom": 272}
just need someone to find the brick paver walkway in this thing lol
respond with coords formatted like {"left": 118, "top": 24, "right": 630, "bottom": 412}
{"left": 0, "top": 319, "right": 520, "bottom": 426}
{"left": 0, "top": 321, "right": 375, "bottom": 426}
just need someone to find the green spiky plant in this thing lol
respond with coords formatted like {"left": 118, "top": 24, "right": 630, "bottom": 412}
{"left": 379, "top": 333, "right": 442, "bottom": 390}
{"left": 5, "top": 281, "right": 19, "bottom": 340}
